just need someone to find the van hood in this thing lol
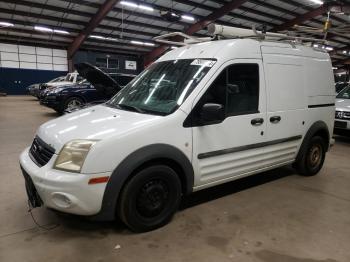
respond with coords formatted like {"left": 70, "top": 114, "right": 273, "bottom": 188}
{"left": 75, "top": 63, "right": 121, "bottom": 96}
{"left": 336, "top": 98, "right": 350, "bottom": 111}
{"left": 36, "top": 104, "right": 162, "bottom": 151}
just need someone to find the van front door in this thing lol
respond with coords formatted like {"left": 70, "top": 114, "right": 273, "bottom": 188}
{"left": 189, "top": 60, "right": 268, "bottom": 190}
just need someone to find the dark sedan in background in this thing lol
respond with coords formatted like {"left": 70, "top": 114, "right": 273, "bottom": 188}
{"left": 40, "top": 63, "right": 135, "bottom": 114}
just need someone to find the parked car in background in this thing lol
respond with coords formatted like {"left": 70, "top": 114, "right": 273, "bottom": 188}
{"left": 28, "top": 76, "right": 66, "bottom": 98}
{"left": 335, "top": 86, "right": 350, "bottom": 132}
{"left": 37, "top": 72, "right": 83, "bottom": 99}
{"left": 40, "top": 63, "right": 123, "bottom": 114}
{"left": 335, "top": 82, "right": 349, "bottom": 94}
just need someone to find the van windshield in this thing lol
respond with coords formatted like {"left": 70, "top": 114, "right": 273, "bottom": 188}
{"left": 337, "top": 86, "right": 350, "bottom": 99}
{"left": 106, "top": 59, "right": 216, "bottom": 115}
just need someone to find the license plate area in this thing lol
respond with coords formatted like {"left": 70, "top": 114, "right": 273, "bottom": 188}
{"left": 21, "top": 167, "right": 43, "bottom": 208}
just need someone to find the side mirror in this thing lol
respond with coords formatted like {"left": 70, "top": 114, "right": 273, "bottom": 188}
{"left": 200, "top": 103, "right": 225, "bottom": 125}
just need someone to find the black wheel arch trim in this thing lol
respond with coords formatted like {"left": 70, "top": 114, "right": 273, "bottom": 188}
{"left": 296, "top": 121, "right": 330, "bottom": 163}
{"left": 92, "top": 144, "right": 194, "bottom": 221}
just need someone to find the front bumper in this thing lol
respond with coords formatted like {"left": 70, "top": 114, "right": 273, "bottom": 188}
{"left": 19, "top": 148, "right": 111, "bottom": 216}
{"left": 334, "top": 119, "right": 350, "bottom": 130}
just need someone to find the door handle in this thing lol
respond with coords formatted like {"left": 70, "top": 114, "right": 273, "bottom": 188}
{"left": 270, "top": 116, "right": 281, "bottom": 123}
{"left": 251, "top": 118, "right": 264, "bottom": 126}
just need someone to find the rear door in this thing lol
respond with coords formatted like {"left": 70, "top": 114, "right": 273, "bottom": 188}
{"left": 261, "top": 46, "right": 306, "bottom": 164}
{"left": 190, "top": 60, "right": 268, "bottom": 189}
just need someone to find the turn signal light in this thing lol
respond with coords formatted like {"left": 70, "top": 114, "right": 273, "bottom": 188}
{"left": 88, "top": 176, "right": 110, "bottom": 185}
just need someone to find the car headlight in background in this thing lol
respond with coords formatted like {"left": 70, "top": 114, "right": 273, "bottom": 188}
{"left": 54, "top": 140, "right": 98, "bottom": 173}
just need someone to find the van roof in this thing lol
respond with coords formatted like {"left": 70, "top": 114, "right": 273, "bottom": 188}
{"left": 157, "top": 38, "right": 330, "bottom": 63}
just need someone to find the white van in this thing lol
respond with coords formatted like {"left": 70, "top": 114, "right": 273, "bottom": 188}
{"left": 20, "top": 26, "right": 335, "bottom": 232}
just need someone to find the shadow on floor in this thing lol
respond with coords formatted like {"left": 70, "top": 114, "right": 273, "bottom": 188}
{"left": 333, "top": 131, "right": 350, "bottom": 144}
{"left": 180, "top": 166, "right": 294, "bottom": 210}
{"left": 44, "top": 166, "right": 294, "bottom": 234}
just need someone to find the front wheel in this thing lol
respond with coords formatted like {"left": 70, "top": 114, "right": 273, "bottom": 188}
{"left": 63, "top": 97, "right": 84, "bottom": 113}
{"left": 118, "top": 165, "right": 182, "bottom": 232}
{"left": 295, "top": 136, "right": 326, "bottom": 176}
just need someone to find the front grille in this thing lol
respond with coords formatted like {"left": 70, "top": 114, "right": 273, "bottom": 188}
{"left": 29, "top": 136, "right": 55, "bottom": 167}
{"left": 335, "top": 111, "right": 350, "bottom": 120}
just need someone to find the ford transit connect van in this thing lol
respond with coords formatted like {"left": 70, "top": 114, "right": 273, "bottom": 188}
{"left": 20, "top": 26, "right": 335, "bottom": 232}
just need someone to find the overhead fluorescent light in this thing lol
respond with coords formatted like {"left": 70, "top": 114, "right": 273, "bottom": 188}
{"left": 0, "top": 22, "right": 14, "bottom": 27}
{"left": 131, "top": 40, "right": 155, "bottom": 46}
{"left": 53, "top": 29, "right": 70, "bottom": 35}
{"left": 332, "top": 67, "right": 338, "bottom": 70}
{"left": 171, "top": 46, "right": 178, "bottom": 49}
{"left": 309, "top": 0, "right": 323, "bottom": 4}
{"left": 120, "top": 1, "right": 138, "bottom": 8}
{"left": 90, "top": 35, "right": 105, "bottom": 39}
{"left": 131, "top": 40, "right": 144, "bottom": 45}
{"left": 34, "top": 26, "right": 53, "bottom": 32}
{"left": 181, "top": 15, "right": 195, "bottom": 21}
{"left": 138, "top": 4, "right": 154, "bottom": 12}
{"left": 106, "top": 37, "right": 119, "bottom": 41}
{"left": 325, "top": 46, "right": 333, "bottom": 51}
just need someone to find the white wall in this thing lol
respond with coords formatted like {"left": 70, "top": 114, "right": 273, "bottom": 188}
{"left": 0, "top": 43, "right": 67, "bottom": 71}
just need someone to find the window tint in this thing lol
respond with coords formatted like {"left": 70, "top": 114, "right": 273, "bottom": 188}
{"left": 226, "top": 64, "right": 259, "bottom": 115}
{"left": 200, "top": 63, "right": 259, "bottom": 116}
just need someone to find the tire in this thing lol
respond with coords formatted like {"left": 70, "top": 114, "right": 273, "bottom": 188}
{"left": 62, "top": 97, "right": 84, "bottom": 113}
{"left": 295, "top": 136, "right": 326, "bottom": 176}
{"left": 118, "top": 165, "right": 182, "bottom": 232}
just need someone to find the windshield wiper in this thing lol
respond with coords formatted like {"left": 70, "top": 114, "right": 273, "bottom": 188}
{"left": 115, "top": 104, "right": 145, "bottom": 113}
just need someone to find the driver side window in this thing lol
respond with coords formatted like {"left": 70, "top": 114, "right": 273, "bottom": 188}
{"left": 201, "top": 63, "right": 259, "bottom": 116}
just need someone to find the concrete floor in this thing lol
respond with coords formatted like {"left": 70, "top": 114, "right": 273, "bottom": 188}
{"left": 0, "top": 96, "right": 350, "bottom": 262}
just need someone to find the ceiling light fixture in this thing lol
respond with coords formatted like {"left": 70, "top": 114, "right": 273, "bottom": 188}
{"left": 131, "top": 40, "right": 144, "bottom": 45}
{"left": 130, "top": 40, "right": 155, "bottom": 46}
{"left": 120, "top": 1, "right": 138, "bottom": 8}
{"left": 120, "top": 1, "right": 153, "bottom": 12}
{"left": 90, "top": 35, "right": 105, "bottom": 39}
{"left": 0, "top": 21, "right": 14, "bottom": 27}
{"left": 34, "top": 26, "right": 53, "bottom": 32}
{"left": 53, "top": 29, "right": 70, "bottom": 35}
{"left": 181, "top": 15, "right": 195, "bottom": 21}
{"left": 309, "top": 0, "right": 323, "bottom": 5}
{"left": 138, "top": 4, "right": 154, "bottom": 12}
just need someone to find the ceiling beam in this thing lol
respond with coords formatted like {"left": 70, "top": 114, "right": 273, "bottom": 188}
{"left": 272, "top": 5, "right": 328, "bottom": 32}
{"left": 144, "top": 0, "right": 248, "bottom": 65}
{"left": 67, "top": 0, "right": 121, "bottom": 58}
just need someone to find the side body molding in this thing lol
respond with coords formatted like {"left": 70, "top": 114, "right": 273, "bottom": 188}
{"left": 93, "top": 144, "right": 194, "bottom": 221}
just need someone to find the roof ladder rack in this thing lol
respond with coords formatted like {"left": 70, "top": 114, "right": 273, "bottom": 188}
{"left": 208, "top": 24, "right": 328, "bottom": 44}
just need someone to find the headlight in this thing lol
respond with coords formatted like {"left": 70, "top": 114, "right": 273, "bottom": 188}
{"left": 54, "top": 140, "right": 98, "bottom": 173}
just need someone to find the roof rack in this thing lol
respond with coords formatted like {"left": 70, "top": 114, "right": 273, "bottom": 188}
{"left": 153, "top": 24, "right": 328, "bottom": 46}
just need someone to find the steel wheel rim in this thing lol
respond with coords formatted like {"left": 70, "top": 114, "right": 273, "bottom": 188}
{"left": 308, "top": 144, "right": 322, "bottom": 168}
{"left": 136, "top": 179, "right": 170, "bottom": 218}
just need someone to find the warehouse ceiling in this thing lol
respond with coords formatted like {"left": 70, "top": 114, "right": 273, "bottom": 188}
{"left": 0, "top": 0, "right": 349, "bottom": 69}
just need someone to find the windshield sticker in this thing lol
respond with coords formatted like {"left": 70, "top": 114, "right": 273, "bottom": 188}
{"left": 190, "top": 59, "right": 215, "bottom": 67}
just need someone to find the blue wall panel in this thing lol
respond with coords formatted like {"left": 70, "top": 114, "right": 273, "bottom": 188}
{"left": 0, "top": 67, "right": 67, "bottom": 95}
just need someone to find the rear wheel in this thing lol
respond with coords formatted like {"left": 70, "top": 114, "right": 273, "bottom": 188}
{"left": 295, "top": 136, "right": 326, "bottom": 176}
{"left": 118, "top": 165, "right": 181, "bottom": 232}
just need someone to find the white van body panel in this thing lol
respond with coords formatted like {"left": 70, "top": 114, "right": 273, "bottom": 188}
{"left": 20, "top": 38, "right": 335, "bottom": 216}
